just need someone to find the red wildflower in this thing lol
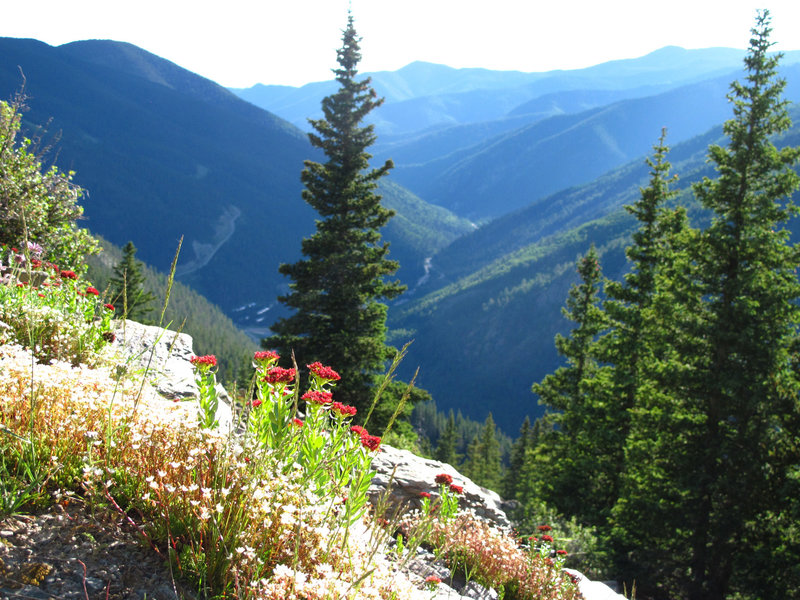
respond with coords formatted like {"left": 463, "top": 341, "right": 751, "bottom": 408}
{"left": 424, "top": 575, "right": 442, "bottom": 586}
{"left": 538, "top": 525, "right": 553, "bottom": 532}
{"left": 419, "top": 492, "right": 431, "bottom": 499}
{"left": 253, "top": 350, "right": 279, "bottom": 362}
{"left": 331, "top": 401, "right": 357, "bottom": 417}
{"left": 434, "top": 473, "right": 453, "bottom": 486}
{"left": 291, "top": 417, "right": 304, "bottom": 427}
{"left": 307, "top": 361, "right": 341, "bottom": 381}
{"left": 37, "top": 293, "right": 45, "bottom": 298}
{"left": 31, "top": 258, "right": 42, "bottom": 268}
{"left": 250, "top": 399, "right": 262, "bottom": 408}
{"left": 360, "top": 434, "right": 381, "bottom": 451}
{"left": 557, "top": 549, "right": 568, "bottom": 556}
{"left": 190, "top": 355, "right": 217, "bottom": 367}
{"left": 264, "top": 367, "right": 296, "bottom": 384}
{"left": 541, "top": 535, "right": 554, "bottom": 544}
{"left": 85, "top": 286, "right": 99, "bottom": 296}
{"left": 350, "top": 425, "right": 368, "bottom": 437}
{"left": 60, "top": 270, "right": 77, "bottom": 280}
{"left": 449, "top": 484, "right": 463, "bottom": 495}
{"left": 104, "top": 303, "right": 114, "bottom": 311}
{"left": 302, "top": 390, "right": 333, "bottom": 405}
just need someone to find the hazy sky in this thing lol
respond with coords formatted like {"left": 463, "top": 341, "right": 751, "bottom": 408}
{"left": 4, "top": 1, "right": 800, "bottom": 88}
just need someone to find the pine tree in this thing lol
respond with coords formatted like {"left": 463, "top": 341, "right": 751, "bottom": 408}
{"left": 434, "top": 410, "right": 459, "bottom": 466}
{"left": 530, "top": 244, "right": 610, "bottom": 521}
{"left": 462, "top": 413, "right": 503, "bottom": 491}
{"left": 108, "top": 241, "right": 155, "bottom": 322}
{"left": 589, "top": 131, "right": 682, "bottom": 524}
{"left": 502, "top": 416, "right": 532, "bottom": 500}
{"left": 614, "top": 12, "right": 800, "bottom": 598}
{"left": 263, "top": 14, "right": 405, "bottom": 419}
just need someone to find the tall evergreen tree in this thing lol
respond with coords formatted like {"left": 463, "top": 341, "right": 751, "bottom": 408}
{"left": 461, "top": 413, "right": 503, "bottom": 491}
{"left": 108, "top": 241, "right": 155, "bottom": 322}
{"left": 530, "top": 244, "right": 609, "bottom": 521}
{"left": 587, "top": 131, "right": 683, "bottom": 524}
{"left": 263, "top": 14, "right": 405, "bottom": 419}
{"left": 614, "top": 12, "right": 800, "bottom": 599}
{"left": 434, "top": 410, "right": 459, "bottom": 467}
{"left": 502, "top": 416, "right": 533, "bottom": 500}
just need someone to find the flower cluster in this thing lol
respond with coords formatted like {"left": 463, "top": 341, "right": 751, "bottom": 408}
{"left": 264, "top": 366, "right": 296, "bottom": 384}
{"left": 434, "top": 473, "right": 453, "bottom": 486}
{"left": 190, "top": 355, "right": 218, "bottom": 368}
{"left": 307, "top": 361, "right": 340, "bottom": 382}
{"left": 0, "top": 245, "right": 115, "bottom": 366}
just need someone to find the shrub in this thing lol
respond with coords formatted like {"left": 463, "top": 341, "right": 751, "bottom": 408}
{"left": 0, "top": 95, "right": 99, "bottom": 272}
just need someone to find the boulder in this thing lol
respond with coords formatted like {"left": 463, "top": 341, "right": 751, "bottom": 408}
{"left": 564, "top": 569, "right": 628, "bottom": 600}
{"left": 368, "top": 445, "right": 511, "bottom": 530}
{"left": 110, "top": 319, "right": 232, "bottom": 429}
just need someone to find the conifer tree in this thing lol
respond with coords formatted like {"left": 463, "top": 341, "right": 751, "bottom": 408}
{"left": 264, "top": 14, "right": 405, "bottom": 418}
{"left": 462, "top": 413, "right": 503, "bottom": 491}
{"left": 434, "top": 410, "right": 459, "bottom": 466}
{"left": 108, "top": 241, "right": 155, "bottom": 322}
{"left": 502, "top": 416, "right": 533, "bottom": 500}
{"left": 588, "top": 131, "right": 683, "bottom": 523}
{"left": 530, "top": 244, "right": 609, "bottom": 520}
{"left": 614, "top": 12, "right": 800, "bottom": 598}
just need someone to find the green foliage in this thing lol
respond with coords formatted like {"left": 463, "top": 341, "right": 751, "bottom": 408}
{"left": 264, "top": 16, "right": 406, "bottom": 422}
{"left": 526, "top": 12, "right": 800, "bottom": 599}
{"left": 460, "top": 413, "right": 504, "bottom": 492}
{"left": 0, "top": 245, "right": 114, "bottom": 366}
{"left": 529, "top": 245, "right": 612, "bottom": 524}
{"left": 86, "top": 235, "right": 258, "bottom": 387}
{"left": 107, "top": 241, "right": 156, "bottom": 322}
{"left": 411, "top": 399, "right": 513, "bottom": 468}
{"left": 612, "top": 13, "right": 800, "bottom": 599}
{"left": 0, "top": 95, "right": 99, "bottom": 271}
{"left": 433, "top": 411, "right": 459, "bottom": 466}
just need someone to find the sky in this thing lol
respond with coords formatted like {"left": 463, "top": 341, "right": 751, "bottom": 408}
{"left": 4, "top": 1, "right": 800, "bottom": 88}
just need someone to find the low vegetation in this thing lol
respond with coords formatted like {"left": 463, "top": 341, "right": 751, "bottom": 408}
{"left": 0, "top": 248, "right": 582, "bottom": 599}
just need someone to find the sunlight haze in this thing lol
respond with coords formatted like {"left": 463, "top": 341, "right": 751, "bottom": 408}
{"left": 4, "top": 0, "right": 800, "bottom": 87}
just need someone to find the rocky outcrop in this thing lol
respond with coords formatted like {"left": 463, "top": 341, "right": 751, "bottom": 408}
{"left": 110, "top": 319, "right": 232, "bottom": 429}
{"left": 112, "top": 320, "right": 625, "bottom": 600}
{"left": 368, "top": 445, "right": 512, "bottom": 530}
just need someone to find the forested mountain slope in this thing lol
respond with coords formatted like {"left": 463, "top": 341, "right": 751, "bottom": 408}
{"left": 391, "top": 106, "right": 800, "bottom": 434}
{"left": 0, "top": 37, "right": 471, "bottom": 331}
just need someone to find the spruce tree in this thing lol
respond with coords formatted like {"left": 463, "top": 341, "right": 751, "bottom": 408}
{"left": 590, "top": 131, "right": 682, "bottom": 524}
{"left": 108, "top": 241, "right": 155, "bottom": 322}
{"left": 434, "top": 410, "right": 459, "bottom": 466}
{"left": 614, "top": 12, "right": 800, "bottom": 598}
{"left": 502, "top": 416, "right": 532, "bottom": 500}
{"left": 263, "top": 15, "right": 405, "bottom": 419}
{"left": 462, "top": 413, "right": 503, "bottom": 491}
{"left": 530, "top": 244, "right": 609, "bottom": 521}
{"left": 687, "top": 13, "right": 800, "bottom": 598}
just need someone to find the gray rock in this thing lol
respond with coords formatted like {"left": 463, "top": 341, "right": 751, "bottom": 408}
{"left": 368, "top": 445, "right": 511, "bottom": 530}
{"left": 564, "top": 569, "right": 628, "bottom": 600}
{"left": 110, "top": 319, "right": 232, "bottom": 429}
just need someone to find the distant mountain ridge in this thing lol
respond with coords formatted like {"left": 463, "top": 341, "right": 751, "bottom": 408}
{"left": 390, "top": 108, "right": 800, "bottom": 433}
{"left": 0, "top": 37, "right": 472, "bottom": 332}
{"left": 5, "top": 35, "right": 800, "bottom": 435}
{"left": 231, "top": 47, "right": 800, "bottom": 136}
